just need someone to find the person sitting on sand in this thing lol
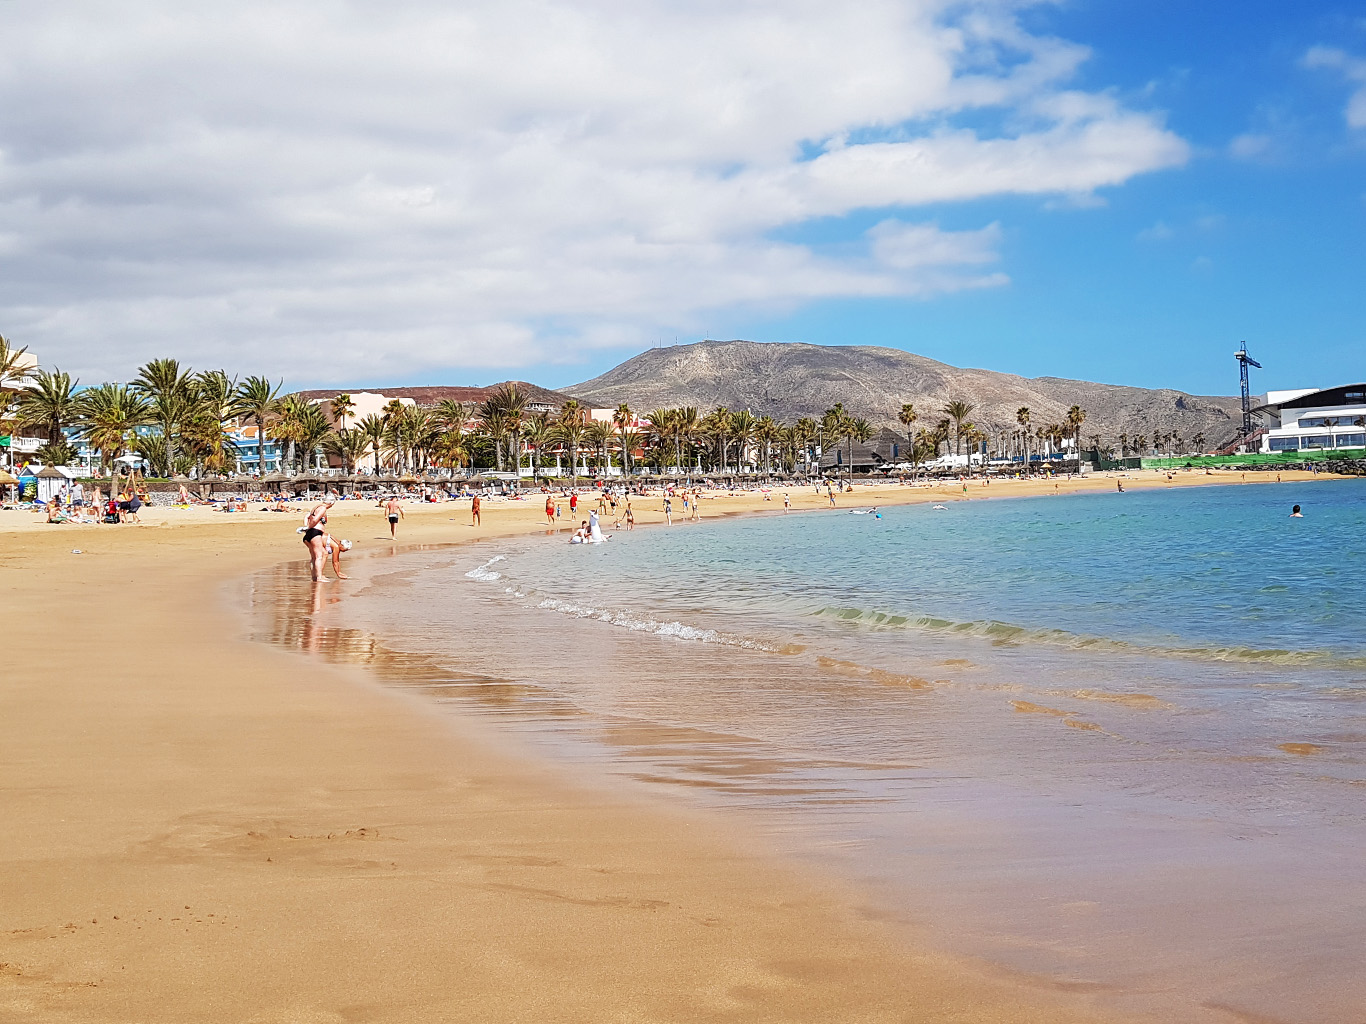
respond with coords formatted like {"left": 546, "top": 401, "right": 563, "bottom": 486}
{"left": 46, "top": 499, "right": 71, "bottom": 524}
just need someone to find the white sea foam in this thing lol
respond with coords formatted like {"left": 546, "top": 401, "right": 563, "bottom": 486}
{"left": 534, "top": 596, "right": 780, "bottom": 650}
{"left": 465, "top": 555, "right": 507, "bottom": 581}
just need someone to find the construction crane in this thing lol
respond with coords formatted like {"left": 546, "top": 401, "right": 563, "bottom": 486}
{"left": 1236, "top": 342, "right": 1262, "bottom": 440}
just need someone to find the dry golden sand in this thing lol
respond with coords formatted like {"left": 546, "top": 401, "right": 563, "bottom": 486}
{"left": 0, "top": 470, "right": 1333, "bottom": 1022}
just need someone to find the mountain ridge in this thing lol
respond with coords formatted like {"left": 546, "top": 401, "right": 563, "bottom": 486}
{"left": 567, "top": 340, "right": 1244, "bottom": 444}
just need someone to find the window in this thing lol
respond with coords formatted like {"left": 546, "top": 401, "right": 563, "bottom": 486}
{"left": 1269, "top": 437, "right": 1299, "bottom": 451}
{"left": 1346, "top": 391, "right": 1364, "bottom": 404}
{"left": 1334, "top": 433, "right": 1366, "bottom": 448}
{"left": 1301, "top": 434, "right": 1331, "bottom": 448}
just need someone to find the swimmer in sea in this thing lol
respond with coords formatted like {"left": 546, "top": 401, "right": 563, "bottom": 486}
{"left": 1290, "top": 504, "right": 1303, "bottom": 517}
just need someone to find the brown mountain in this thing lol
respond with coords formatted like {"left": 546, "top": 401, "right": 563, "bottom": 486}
{"left": 568, "top": 340, "right": 1245, "bottom": 445}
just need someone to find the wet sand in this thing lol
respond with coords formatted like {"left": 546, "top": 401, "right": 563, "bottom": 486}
{"left": 0, "top": 471, "right": 1338, "bottom": 1022}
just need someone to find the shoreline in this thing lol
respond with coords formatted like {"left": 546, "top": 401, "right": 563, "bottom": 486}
{"left": 1, "top": 471, "right": 1350, "bottom": 1022}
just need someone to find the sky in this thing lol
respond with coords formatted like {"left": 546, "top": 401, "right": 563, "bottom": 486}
{"left": 1, "top": 0, "right": 1363, "bottom": 398}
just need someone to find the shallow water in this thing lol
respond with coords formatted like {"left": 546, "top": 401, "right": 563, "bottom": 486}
{"left": 249, "top": 480, "right": 1366, "bottom": 1024}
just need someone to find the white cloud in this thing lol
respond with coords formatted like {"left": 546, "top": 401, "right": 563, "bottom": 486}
{"left": 0, "top": 0, "right": 1189, "bottom": 384}
{"left": 1229, "top": 133, "right": 1272, "bottom": 160}
{"left": 1304, "top": 46, "right": 1366, "bottom": 128}
{"left": 1138, "top": 221, "right": 1174, "bottom": 242}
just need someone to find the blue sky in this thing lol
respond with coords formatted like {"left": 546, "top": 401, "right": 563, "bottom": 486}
{"left": 646, "top": 1, "right": 1366, "bottom": 398}
{"left": 2, "top": 0, "right": 1363, "bottom": 397}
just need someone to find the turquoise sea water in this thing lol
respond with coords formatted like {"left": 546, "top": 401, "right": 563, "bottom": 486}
{"left": 265, "top": 479, "right": 1366, "bottom": 1024}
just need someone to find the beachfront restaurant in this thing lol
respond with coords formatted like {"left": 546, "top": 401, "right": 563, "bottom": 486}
{"left": 1257, "top": 385, "right": 1366, "bottom": 454}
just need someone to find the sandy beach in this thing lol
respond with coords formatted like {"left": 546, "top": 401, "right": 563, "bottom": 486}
{"left": 0, "top": 469, "right": 1340, "bottom": 1023}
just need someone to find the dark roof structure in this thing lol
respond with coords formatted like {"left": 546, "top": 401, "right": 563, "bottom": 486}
{"left": 1276, "top": 385, "right": 1366, "bottom": 410}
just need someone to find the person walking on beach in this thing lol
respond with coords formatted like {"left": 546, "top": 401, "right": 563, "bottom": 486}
{"left": 384, "top": 496, "right": 404, "bottom": 538}
{"left": 569, "top": 491, "right": 578, "bottom": 517}
{"left": 470, "top": 493, "right": 482, "bottom": 526}
{"left": 783, "top": 492, "right": 791, "bottom": 512}
{"left": 663, "top": 495, "right": 673, "bottom": 525}
{"left": 545, "top": 495, "right": 556, "bottom": 527}
{"left": 827, "top": 485, "right": 835, "bottom": 507}
{"left": 302, "top": 501, "right": 334, "bottom": 582}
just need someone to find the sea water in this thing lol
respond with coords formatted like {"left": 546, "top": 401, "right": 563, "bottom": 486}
{"left": 256, "top": 479, "right": 1366, "bottom": 1023}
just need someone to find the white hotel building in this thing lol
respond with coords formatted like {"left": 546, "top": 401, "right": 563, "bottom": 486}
{"left": 1257, "top": 385, "right": 1366, "bottom": 454}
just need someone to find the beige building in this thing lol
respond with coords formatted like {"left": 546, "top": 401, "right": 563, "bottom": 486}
{"left": 310, "top": 391, "right": 416, "bottom": 473}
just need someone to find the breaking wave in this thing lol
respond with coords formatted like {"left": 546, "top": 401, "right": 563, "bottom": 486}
{"left": 464, "top": 555, "right": 507, "bottom": 581}
{"left": 814, "top": 606, "right": 1366, "bottom": 669}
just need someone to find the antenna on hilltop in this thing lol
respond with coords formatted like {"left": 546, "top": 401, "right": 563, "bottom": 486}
{"left": 1235, "top": 341, "right": 1262, "bottom": 441}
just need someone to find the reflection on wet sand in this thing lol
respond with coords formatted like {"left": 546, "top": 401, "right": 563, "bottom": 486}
{"left": 246, "top": 546, "right": 1366, "bottom": 1024}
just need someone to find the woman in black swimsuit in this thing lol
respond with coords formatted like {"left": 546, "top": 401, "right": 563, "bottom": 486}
{"left": 302, "top": 502, "right": 333, "bottom": 581}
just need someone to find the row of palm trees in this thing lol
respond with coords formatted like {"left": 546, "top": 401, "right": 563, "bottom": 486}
{"left": 3, "top": 335, "right": 1108, "bottom": 480}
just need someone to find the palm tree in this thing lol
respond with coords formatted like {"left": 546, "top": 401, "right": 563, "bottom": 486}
{"left": 755, "top": 415, "right": 781, "bottom": 477}
{"left": 329, "top": 393, "right": 356, "bottom": 431}
{"left": 586, "top": 420, "right": 614, "bottom": 475}
{"left": 1066, "top": 405, "right": 1087, "bottom": 465}
{"left": 132, "top": 358, "right": 196, "bottom": 478}
{"left": 431, "top": 428, "right": 472, "bottom": 473}
{"left": 232, "top": 375, "right": 282, "bottom": 476}
{"left": 357, "top": 413, "right": 387, "bottom": 474}
{"left": 613, "top": 402, "right": 634, "bottom": 478}
{"left": 645, "top": 408, "right": 676, "bottom": 474}
{"left": 75, "top": 384, "right": 154, "bottom": 475}
{"left": 176, "top": 370, "right": 239, "bottom": 476}
{"left": 942, "top": 399, "right": 975, "bottom": 460}
{"left": 322, "top": 427, "right": 370, "bottom": 475}
{"left": 1015, "top": 407, "right": 1031, "bottom": 470}
{"left": 479, "top": 408, "right": 511, "bottom": 472}
{"left": 820, "top": 403, "right": 851, "bottom": 477}
{"left": 729, "top": 410, "right": 758, "bottom": 472}
{"left": 481, "top": 383, "right": 527, "bottom": 480}
{"left": 273, "top": 395, "right": 310, "bottom": 475}
{"left": 436, "top": 399, "right": 470, "bottom": 435}
{"left": 17, "top": 368, "right": 80, "bottom": 448}
{"left": 793, "top": 417, "right": 816, "bottom": 475}
{"left": 557, "top": 399, "right": 585, "bottom": 482}
{"left": 701, "top": 407, "right": 733, "bottom": 473}
{"left": 294, "top": 403, "right": 333, "bottom": 473}
{"left": 521, "top": 411, "right": 555, "bottom": 483}
{"left": 898, "top": 403, "right": 918, "bottom": 459}
{"left": 0, "top": 335, "right": 30, "bottom": 393}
